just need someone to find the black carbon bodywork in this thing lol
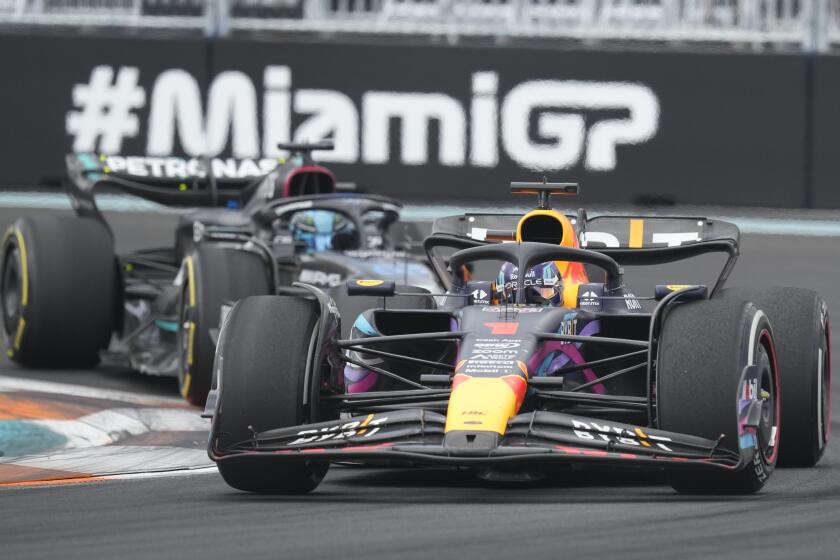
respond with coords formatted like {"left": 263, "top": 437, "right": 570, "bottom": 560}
{"left": 62, "top": 152, "right": 439, "bottom": 378}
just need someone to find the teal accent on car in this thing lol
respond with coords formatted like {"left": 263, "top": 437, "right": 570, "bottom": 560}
{"left": 353, "top": 314, "right": 377, "bottom": 336}
{"left": 155, "top": 319, "right": 180, "bottom": 333}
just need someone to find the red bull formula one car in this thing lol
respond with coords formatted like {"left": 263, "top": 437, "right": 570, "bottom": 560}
{"left": 206, "top": 183, "right": 830, "bottom": 494}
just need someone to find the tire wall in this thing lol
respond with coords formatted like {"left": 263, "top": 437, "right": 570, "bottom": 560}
{"left": 0, "top": 31, "right": 837, "bottom": 208}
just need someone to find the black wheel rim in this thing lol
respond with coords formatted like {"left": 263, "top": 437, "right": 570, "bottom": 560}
{"left": 1, "top": 248, "right": 21, "bottom": 337}
{"left": 176, "top": 281, "right": 193, "bottom": 392}
{"left": 756, "top": 334, "right": 779, "bottom": 463}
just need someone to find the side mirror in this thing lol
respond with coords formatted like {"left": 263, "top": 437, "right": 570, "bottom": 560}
{"left": 346, "top": 279, "right": 396, "bottom": 297}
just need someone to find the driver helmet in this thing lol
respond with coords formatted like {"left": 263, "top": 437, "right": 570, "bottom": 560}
{"left": 497, "top": 261, "right": 564, "bottom": 306}
{"left": 290, "top": 210, "right": 355, "bottom": 253}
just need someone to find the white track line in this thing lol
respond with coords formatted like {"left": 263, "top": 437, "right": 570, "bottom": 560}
{"left": 103, "top": 465, "right": 217, "bottom": 481}
{"left": 6, "top": 445, "right": 211, "bottom": 473}
{"left": 1, "top": 466, "right": 219, "bottom": 490}
{"left": 0, "top": 374, "right": 186, "bottom": 406}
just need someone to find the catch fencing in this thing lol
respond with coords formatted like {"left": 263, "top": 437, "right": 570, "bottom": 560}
{"left": 1, "top": 0, "right": 840, "bottom": 51}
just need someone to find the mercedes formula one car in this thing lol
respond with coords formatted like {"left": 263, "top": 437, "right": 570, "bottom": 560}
{"left": 0, "top": 143, "right": 438, "bottom": 405}
{"left": 206, "top": 183, "right": 830, "bottom": 494}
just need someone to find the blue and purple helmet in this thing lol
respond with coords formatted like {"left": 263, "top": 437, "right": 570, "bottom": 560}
{"left": 498, "top": 261, "right": 563, "bottom": 306}
{"left": 290, "top": 210, "right": 355, "bottom": 253}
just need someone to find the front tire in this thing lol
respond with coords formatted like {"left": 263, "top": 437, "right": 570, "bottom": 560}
{"left": 719, "top": 287, "right": 830, "bottom": 467}
{"left": 658, "top": 298, "right": 780, "bottom": 494}
{"left": 1, "top": 215, "right": 117, "bottom": 367}
{"left": 213, "top": 295, "right": 329, "bottom": 493}
{"left": 177, "top": 244, "right": 272, "bottom": 406}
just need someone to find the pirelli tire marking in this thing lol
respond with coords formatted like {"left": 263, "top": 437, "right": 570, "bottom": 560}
{"left": 179, "top": 255, "right": 197, "bottom": 399}
{"left": 2, "top": 227, "right": 29, "bottom": 357}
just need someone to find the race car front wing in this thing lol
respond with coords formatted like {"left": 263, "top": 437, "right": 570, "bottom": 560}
{"left": 209, "top": 409, "right": 745, "bottom": 472}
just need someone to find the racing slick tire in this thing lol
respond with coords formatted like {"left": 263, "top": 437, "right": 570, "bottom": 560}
{"left": 719, "top": 287, "right": 830, "bottom": 467}
{"left": 1, "top": 215, "right": 117, "bottom": 367}
{"left": 658, "top": 298, "right": 780, "bottom": 494}
{"left": 213, "top": 295, "right": 329, "bottom": 493}
{"left": 177, "top": 243, "right": 272, "bottom": 406}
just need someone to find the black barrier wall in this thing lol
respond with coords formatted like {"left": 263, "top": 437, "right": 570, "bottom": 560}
{"left": 812, "top": 56, "right": 840, "bottom": 208}
{"left": 0, "top": 32, "right": 836, "bottom": 207}
{"left": 0, "top": 34, "right": 208, "bottom": 185}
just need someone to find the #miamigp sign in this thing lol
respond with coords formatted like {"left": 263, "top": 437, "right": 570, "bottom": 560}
{"left": 0, "top": 34, "right": 810, "bottom": 206}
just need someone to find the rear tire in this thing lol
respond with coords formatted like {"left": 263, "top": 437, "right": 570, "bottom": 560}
{"left": 1, "top": 215, "right": 117, "bottom": 367}
{"left": 213, "top": 295, "right": 329, "bottom": 493}
{"left": 177, "top": 244, "right": 271, "bottom": 406}
{"left": 658, "top": 298, "right": 780, "bottom": 494}
{"left": 719, "top": 287, "right": 830, "bottom": 467}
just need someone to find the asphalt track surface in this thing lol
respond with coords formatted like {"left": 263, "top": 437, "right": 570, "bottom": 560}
{"left": 1, "top": 208, "right": 840, "bottom": 559}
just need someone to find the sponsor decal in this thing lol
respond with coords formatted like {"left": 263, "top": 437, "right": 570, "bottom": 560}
{"left": 460, "top": 337, "right": 523, "bottom": 375}
{"left": 624, "top": 293, "right": 643, "bottom": 311}
{"left": 468, "top": 352, "right": 517, "bottom": 359}
{"left": 653, "top": 232, "right": 702, "bottom": 247}
{"left": 95, "top": 154, "right": 277, "bottom": 180}
{"left": 299, "top": 269, "right": 343, "bottom": 287}
{"left": 365, "top": 235, "right": 385, "bottom": 249}
{"left": 557, "top": 319, "right": 578, "bottom": 336}
{"left": 474, "top": 341, "right": 521, "bottom": 349}
{"left": 578, "top": 289, "right": 602, "bottom": 310}
{"left": 460, "top": 359, "right": 517, "bottom": 375}
{"left": 753, "top": 450, "right": 769, "bottom": 482}
{"left": 466, "top": 347, "right": 518, "bottom": 361}
{"left": 498, "top": 266, "right": 559, "bottom": 294}
{"left": 571, "top": 419, "right": 673, "bottom": 451}
{"left": 581, "top": 230, "right": 702, "bottom": 248}
{"left": 288, "top": 416, "right": 388, "bottom": 446}
{"left": 471, "top": 288, "right": 489, "bottom": 301}
{"left": 742, "top": 377, "right": 758, "bottom": 401}
{"left": 738, "top": 365, "right": 762, "bottom": 452}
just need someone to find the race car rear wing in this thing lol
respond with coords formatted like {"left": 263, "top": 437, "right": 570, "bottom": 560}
{"left": 427, "top": 212, "right": 740, "bottom": 295}
{"left": 65, "top": 153, "right": 273, "bottom": 210}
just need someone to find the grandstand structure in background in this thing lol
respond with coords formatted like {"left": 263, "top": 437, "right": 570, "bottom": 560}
{"left": 0, "top": 0, "right": 838, "bottom": 51}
